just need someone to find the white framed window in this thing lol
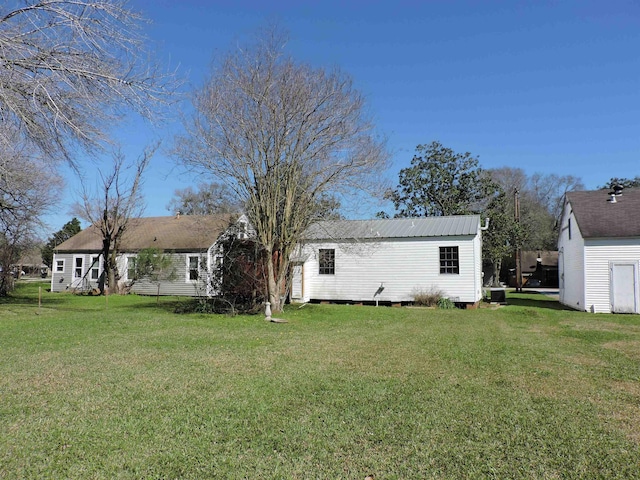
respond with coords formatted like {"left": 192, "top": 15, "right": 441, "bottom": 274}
{"left": 90, "top": 255, "right": 101, "bottom": 281}
{"left": 127, "top": 256, "right": 138, "bottom": 281}
{"left": 55, "top": 259, "right": 65, "bottom": 273}
{"left": 187, "top": 255, "right": 200, "bottom": 281}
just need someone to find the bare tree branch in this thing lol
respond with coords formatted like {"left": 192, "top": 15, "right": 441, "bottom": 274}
{"left": 175, "top": 26, "right": 389, "bottom": 312}
{"left": 0, "top": 0, "right": 179, "bottom": 165}
{"left": 0, "top": 130, "right": 63, "bottom": 294}
{"left": 74, "top": 142, "right": 156, "bottom": 293}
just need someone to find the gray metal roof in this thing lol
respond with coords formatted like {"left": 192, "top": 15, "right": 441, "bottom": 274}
{"left": 566, "top": 188, "right": 640, "bottom": 238}
{"left": 304, "top": 215, "right": 480, "bottom": 240}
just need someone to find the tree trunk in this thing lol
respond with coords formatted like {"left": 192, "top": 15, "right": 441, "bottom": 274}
{"left": 491, "top": 259, "right": 502, "bottom": 287}
{"left": 98, "top": 237, "right": 111, "bottom": 295}
{"left": 265, "top": 252, "right": 282, "bottom": 313}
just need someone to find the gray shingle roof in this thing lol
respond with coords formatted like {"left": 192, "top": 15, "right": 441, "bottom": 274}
{"left": 566, "top": 188, "right": 640, "bottom": 238}
{"left": 55, "top": 214, "right": 238, "bottom": 252}
{"left": 304, "top": 215, "right": 480, "bottom": 240}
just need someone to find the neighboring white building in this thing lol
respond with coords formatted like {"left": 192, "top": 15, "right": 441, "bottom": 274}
{"left": 291, "top": 215, "right": 485, "bottom": 307}
{"left": 51, "top": 214, "right": 248, "bottom": 296}
{"left": 558, "top": 188, "right": 640, "bottom": 313}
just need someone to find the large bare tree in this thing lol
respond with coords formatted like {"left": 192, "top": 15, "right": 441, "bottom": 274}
{"left": 75, "top": 145, "right": 155, "bottom": 294}
{"left": 0, "top": 0, "right": 177, "bottom": 164}
{"left": 176, "top": 28, "right": 388, "bottom": 313}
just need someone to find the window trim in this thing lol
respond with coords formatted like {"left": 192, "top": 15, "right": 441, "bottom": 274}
{"left": 90, "top": 255, "right": 101, "bottom": 281}
{"left": 439, "top": 246, "right": 460, "bottom": 275}
{"left": 126, "top": 255, "right": 138, "bottom": 281}
{"left": 318, "top": 248, "right": 335, "bottom": 275}
{"left": 187, "top": 255, "right": 201, "bottom": 281}
{"left": 55, "top": 259, "right": 65, "bottom": 273}
{"left": 73, "top": 255, "right": 84, "bottom": 279}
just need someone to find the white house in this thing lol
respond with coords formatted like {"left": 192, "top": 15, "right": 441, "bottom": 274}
{"left": 558, "top": 188, "right": 640, "bottom": 313}
{"left": 51, "top": 214, "right": 248, "bottom": 296}
{"left": 290, "top": 215, "right": 485, "bottom": 307}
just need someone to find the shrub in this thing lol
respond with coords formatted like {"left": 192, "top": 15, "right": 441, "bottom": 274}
{"left": 437, "top": 297, "right": 456, "bottom": 309}
{"left": 412, "top": 287, "right": 444, "bottom": 307}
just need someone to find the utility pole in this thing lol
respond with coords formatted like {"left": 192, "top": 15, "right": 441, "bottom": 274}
{"left": 514, "top": 188, "right": 522, "bottom": 293}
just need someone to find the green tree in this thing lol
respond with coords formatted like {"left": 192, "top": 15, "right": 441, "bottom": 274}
{"left": 132, "top": 247, "right": 176, "bottom": 302}
{"left": 41, "top": 218, "right": 82, "bottom": 268}
{"left": 481, "top": 190, "right": 525, "bottom": 286}
{"left": 389, "top": 141, "right": 495, "bottom": 217}
{"left": 599, "top": 177, "right": 640, "bottom": 189}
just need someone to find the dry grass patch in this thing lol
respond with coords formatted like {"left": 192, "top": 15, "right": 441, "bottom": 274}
{"left": 603, "top": 340, "right": 640, "bottom": 361}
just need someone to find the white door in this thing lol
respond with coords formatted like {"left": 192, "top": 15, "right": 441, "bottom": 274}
{"left": 71, "top": 256, "right": 85, "bottom": 289}
{"left": 291, "top": 264, "right": 303, "bottom": 300}
{"left": 610, "top": 262, "right": 638, "bottom": 313}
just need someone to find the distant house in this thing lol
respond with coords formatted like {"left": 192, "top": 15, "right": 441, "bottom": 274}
{"left": 291, "top": 215, "right": 485, "bottom": 307}
{"left": 558, "top": 188, "right": 640, "bottom": 313}
{"left": 504, "top": 251, "right": 559, "bottom": 288}
{"left": 51, "top": 214, "right": 248, "bottom": 296}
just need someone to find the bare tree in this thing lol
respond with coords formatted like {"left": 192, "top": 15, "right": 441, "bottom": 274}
{"left": 166, "top": 182, "right": 243, "bottom": 215}
{"left": 175, "top": 28, "right": 389, "bottom": 313}
{"left": 75, "top": 144, "right": 155, "bottom": 294}
{"left": 0, "top": 0, "right": 177, "bottom": 165}
{"left": 0, "top": 136, "right": 63, "bottom": 294}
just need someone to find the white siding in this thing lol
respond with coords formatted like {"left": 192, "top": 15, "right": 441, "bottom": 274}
{"left": 299, "top": 235, "right": 481, "bottom": 303}
{"left": 558, "top": 210, "right": 586, "bottom": 311}
{"left": 559, "top": 200, "right": 640, "bottom": 314}
{"left": 584, "top": 239, "right": 640, "bottom": 313}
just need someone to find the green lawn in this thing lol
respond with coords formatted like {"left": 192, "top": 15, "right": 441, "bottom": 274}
{"left": 1, "top": 282, "right": 639, "bottom": 479}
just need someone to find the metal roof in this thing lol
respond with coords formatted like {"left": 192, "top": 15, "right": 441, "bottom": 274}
{"left": 566, "top": 188, "right": 640, "bottom": 238}
{"left": 304, "top": 215, "right": 480, "bottom": 240}
{"left": 55, "top": 214, "right": 238, "bottom": 252}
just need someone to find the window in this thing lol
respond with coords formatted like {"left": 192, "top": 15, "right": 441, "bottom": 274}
{"left": 127, "top": 257, "right": 138, "bottom": 281}
{"left": 439, "top": 246, "right": 459, "bottom": 274}
{"left": 74, "top": 256, "right": 83, "bottom": 278}
{"left": 55, "top": 259, "right": 64, "bottom": 272}
{"left": 568, "top": 219, "right": 572, "bottom": 240}
{"left": 90, "top": 255, "right": 100, "bottom": 280}
{"left": 319, "top": 249, "right": 335, "bottom": 275}
{"left": 188, "top": 255, "right": 200, "bottom": 280}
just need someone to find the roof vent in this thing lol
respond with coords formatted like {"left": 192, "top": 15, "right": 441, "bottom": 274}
{"left": 608, "top": 185, "right": 623, "bottom": 203}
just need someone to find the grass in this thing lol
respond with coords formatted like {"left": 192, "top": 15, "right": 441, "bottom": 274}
{"left": 1, "top": 283, "right": 640, "bottom": 479}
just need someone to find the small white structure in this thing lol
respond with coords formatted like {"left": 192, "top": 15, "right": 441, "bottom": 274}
{"left": 558, "top": 188, "right": 640, "bottom": 313}
{"left": 291, "top": 215, "right": 484, "bottom": 306}
{"left": 51, "top": 214, "right": 248, "bottom": 296}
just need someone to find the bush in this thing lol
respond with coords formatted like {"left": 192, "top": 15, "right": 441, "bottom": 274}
{"left": 412, "top": 287, "right": 444, "bottom": 307}
{"left": 437, "top": 297, "right": 456, "bottom": 309}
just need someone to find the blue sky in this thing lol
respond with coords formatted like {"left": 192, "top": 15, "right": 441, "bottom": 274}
{"left": 46, "top": 0, "right": 640, "bottom": 231}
